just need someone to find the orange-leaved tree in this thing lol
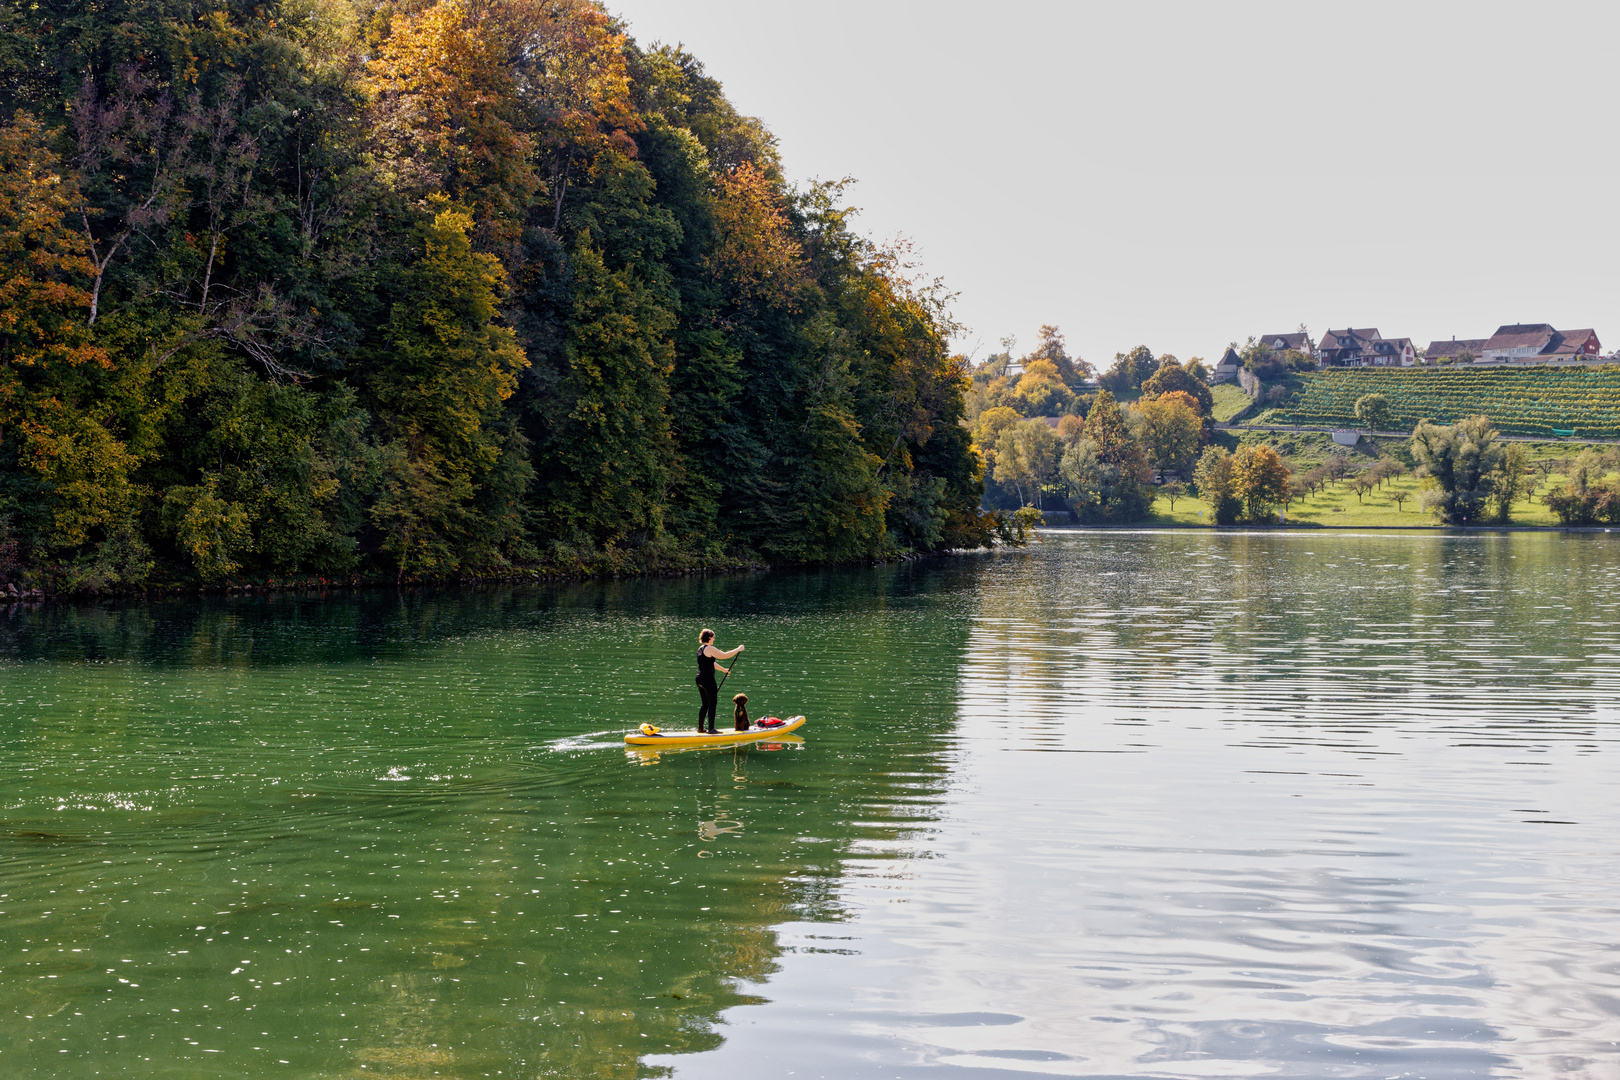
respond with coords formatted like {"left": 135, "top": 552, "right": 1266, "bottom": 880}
{"left": 707, "top": 161, "right": 805, "bottom": 312}
{"left": 506, "top": 0, "right": 643, "bottom": 232}
{"left": 1232, "top": 444, "right": 1291, "bottom": 522}
{"left": 365, "top": 0, "right": 539, "bottom": 249}
{"left": 0, "top": 112, "right": 147, "bottom": 584}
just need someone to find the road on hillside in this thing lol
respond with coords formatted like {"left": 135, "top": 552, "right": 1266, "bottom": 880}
{"left": 1215, "top": 422, "right": 1620, "bottom": 446}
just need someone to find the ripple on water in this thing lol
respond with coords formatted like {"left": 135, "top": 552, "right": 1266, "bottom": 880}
{"left": 4, "top": 535, "right": 1620, "bottom": 1079}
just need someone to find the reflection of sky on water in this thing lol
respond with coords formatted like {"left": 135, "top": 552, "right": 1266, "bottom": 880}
{"left": 664, "top": 531, "right": 1620, "bottom": 1080}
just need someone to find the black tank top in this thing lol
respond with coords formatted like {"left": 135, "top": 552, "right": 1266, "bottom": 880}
{"left": 696, "top": 647, "right": 717, "bottom": 686}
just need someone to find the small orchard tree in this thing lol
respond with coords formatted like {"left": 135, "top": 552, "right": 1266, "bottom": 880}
{"left": 1286, "top": 475, "right": 1309, "bottom": 510}
{"left": 1160, "top": 480, "right": 1186, "bottom": 510}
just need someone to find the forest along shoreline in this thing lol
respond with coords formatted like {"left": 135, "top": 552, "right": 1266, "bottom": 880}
{"left": 0, "top": 2, "right": 1025, "bottom": 601}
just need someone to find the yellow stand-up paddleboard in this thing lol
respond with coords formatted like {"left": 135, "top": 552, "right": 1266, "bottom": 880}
{"left": 624, "top": 716, "right": 807, "bottom": 747}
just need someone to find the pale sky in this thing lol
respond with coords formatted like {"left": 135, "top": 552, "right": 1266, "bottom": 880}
{"left": 606, "top": 0, "right": 1620, "bottom": 368}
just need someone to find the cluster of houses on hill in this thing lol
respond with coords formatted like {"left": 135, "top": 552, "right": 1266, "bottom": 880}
{"left": 1211, "top": 323, "right": 1604, "bottom": 381}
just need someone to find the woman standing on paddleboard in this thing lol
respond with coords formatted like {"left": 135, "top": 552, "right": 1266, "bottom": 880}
{"left": 696, "top": 629, "right": 744, "bottom": 734}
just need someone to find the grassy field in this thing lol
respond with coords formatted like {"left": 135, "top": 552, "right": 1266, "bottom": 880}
{"left": 1210, "top": 383, "right": 1254, "bottom": 423}
{"left": 1145, "top": 475, "right": 1560, "bottom": 527}
{"left": 1141, "top": 437, "right": 1610, "bottom": 528}
{"left": 1254, "top": 365, "right": 1620, "bottom": 438}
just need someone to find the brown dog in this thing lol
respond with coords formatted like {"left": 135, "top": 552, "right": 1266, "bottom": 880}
{"left": 732, "top": 693, "right": 750, "bottom": 731}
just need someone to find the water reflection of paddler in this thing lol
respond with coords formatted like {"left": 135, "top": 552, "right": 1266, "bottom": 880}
{"left": 695, "top": 628, "right": 744, "bottom": 734}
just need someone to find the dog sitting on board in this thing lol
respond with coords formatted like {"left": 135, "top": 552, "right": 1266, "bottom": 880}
{"left": 732, "top": 693, "right": 750, "bottom": 731}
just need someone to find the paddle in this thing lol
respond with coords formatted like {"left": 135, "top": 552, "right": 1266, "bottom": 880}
{"left": 717, "top": 648, "right": 742, "bottom": 692}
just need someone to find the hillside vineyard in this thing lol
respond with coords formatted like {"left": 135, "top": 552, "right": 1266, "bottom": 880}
{"left": 1270, "top": 366, "right": 1620, "bottom": 438}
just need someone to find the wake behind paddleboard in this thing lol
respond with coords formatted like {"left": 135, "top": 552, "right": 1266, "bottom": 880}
{"left": 624, "top": 715, "right": 806, "bottom": 747}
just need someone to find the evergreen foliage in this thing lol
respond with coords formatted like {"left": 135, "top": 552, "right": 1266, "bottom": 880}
{"left": 0, "top": 0, "right": 986, "bottom": 588}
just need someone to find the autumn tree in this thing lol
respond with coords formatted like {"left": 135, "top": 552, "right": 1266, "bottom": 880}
{"left": 1021, "top": 324, "right": 1091, "bottom": 390}
{"left": 972, "top": 406, "right": 1023, "bottom": 481}
{"left": 706, "top": 161, "right": 805, "bottom": 309}
{"left": 1132, "top": 394, "right": 1202, "bottom": 475}
{"left": 1054, "top": 413, "right": 1085, "bottom": 447}
{"left": 994, "top": 419, "right": 1060, "bottom": 508}
{"left": 0, "top": 111, "right": 146, "bottom": 586}
{"left": 1004, "top": 358, "right": 1073, "bottom": 416}
{"left": 364, "top": 0, "right": 641, "bottom": 250}
{"left": 1233, "top": 445, "right": 1290, "bottom": 521}
{"left": 1140, "top": 357, "right": 1213, "bottom": 419}
{"left": 1060, "top": 389, "right": 1151, "bottom": 521}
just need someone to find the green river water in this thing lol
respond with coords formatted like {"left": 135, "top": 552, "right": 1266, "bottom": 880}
{"left": 3, "top": 531, "right": 1620, "bottom": 1079}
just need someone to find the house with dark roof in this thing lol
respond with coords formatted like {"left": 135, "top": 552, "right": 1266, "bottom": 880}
{"left": 1258, "top": 332, "right": 1312, "bottom": 354}
{"left": 1212, "top": 347, "right": 1242, "bottom": 382}
{"left": 1481, "top": 324, "right": 1603, "bottom": 361}
{"left": 1425, "top": 338, "right": 1489, "bottom": 364}
{"left": 1380, "top": 337, "right": 1416, "bottom": 366}
{"left": 1550, "top": 328, "right": 1602, "bottom": 357}
{"left": 1319, "top": 328, "right": 1415, "bottom": 367}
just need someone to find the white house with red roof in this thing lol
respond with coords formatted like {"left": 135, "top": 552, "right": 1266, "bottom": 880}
{"left": 1480, "top": 324, "right": 1602, "bottom": 362}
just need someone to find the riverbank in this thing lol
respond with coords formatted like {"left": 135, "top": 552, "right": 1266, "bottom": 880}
{"left": 0, "top": 545, "right": 981, "bottom": 603}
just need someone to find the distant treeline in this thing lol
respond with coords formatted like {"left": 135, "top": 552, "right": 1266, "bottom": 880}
{"left": 0, "top": 0, "right": 991, "bottom": 591}
{"left": 964, "top": 331, "right": 1213, "bottom": 518}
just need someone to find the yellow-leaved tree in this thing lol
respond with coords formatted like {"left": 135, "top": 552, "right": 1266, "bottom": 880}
{"left": 1132, "top": 393, "right": 1202, "bottom": 475}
